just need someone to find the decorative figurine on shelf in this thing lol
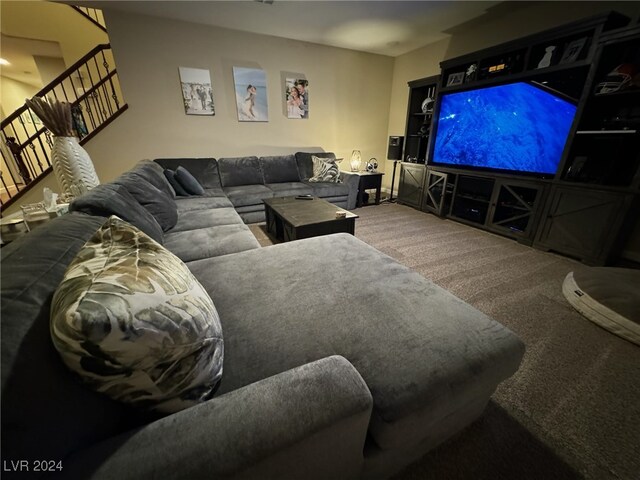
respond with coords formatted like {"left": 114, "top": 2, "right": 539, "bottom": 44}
{"left": 421, "top": 97, "right": 434, "bottom": 114}
{"left": 465, "top": 63, "right": 477, "bottom": 82}
{"left": 595, "top": 64, "right": 639, "bottom": 95}
{"left": 366, "top": 158, "right": 378, "bottom": 173}
{"left": 537, "top": 45, "right": 557, "bottom": 69}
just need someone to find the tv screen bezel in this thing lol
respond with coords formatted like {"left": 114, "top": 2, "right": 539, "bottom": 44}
{"left": 427, "top": 79, "right": 579, "bottom": 179}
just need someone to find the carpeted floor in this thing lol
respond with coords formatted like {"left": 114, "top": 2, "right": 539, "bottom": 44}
{"left": 248, "top": 203, "right": 640, "bottom": 480}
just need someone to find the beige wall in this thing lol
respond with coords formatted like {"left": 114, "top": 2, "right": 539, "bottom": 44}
{"left": 83, "top": 10, "right": 394, "bottom": 183}
{"left": 1, "top": 76, "right": 39, "bottom": 119}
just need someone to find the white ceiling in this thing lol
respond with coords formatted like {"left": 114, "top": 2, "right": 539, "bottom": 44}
{"left": 71, "top": 0, "right": 503, "bottom": 57}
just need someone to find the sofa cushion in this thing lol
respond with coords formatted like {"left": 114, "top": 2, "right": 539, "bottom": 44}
{"left": 218, "top": 157, "right": 264, "bottom": 187}
{"left": 164, "top": 224, "right": 260, "bottom": 262}
{"left": 169, "top": 207, "right": 244, "bottom": 233}
{"left": 223, "top": 184, "right": 274, "bottom": 207}
{"left": 176, "top": 166, "right": 205, "bottom": 195}
{"left": 202, "top": 187, "right": 227, "bottom": 197}
{"left": 295, "top": 152, "right": 336, "bottom": 180}
{"left": 260, "top": 155, "right": 301, "bottom": 183}
{"left": 50, "top": 216, "right": 224, "bottom": 414}
{"left": 114, "top": 171, "right": 178, "bottom": 231}
{"left": 164, "top": 169, "right": 190, "bottom": 196}
{"left": 70, "top": 183, "right": 164, "bottom": 243}
{"left": 187, "top": 234, "right": 524, "bottom": 450}
{"left": 309, "top": 155, "right": 342, "bottom": 183}
{"left": 1, "top": 213, "right": 142, "bottom": 464}
{"left": 303, "top": 181, "right": 350, "bottom": 198}
{"left": 130, "top": 160, "right": 176, "bottom": 199}
{"left": 175, "top": 196, "right": 234, "bottom": 213}
{"left": 154, "top": 158, "right": 222, "bottom": 189}
{"left": 266, "top": 182, "right": 314, "bottom": 197}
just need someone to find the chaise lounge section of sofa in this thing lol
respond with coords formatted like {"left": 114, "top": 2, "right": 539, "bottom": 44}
{"left": 1, "top": 157, "right": 525, "bottom": 479}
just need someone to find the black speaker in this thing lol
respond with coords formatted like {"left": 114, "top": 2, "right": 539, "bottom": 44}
{"left": 387, "top": 136, "right": 404, "bottom": 160}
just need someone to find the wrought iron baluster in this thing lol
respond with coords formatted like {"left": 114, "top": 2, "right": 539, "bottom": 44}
{"left": 92, "top": 56, "right": 109, "bottom": 121}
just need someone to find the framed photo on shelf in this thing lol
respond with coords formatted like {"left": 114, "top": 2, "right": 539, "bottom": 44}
{"left": 446, "top": 72, "right": 465, "bottom": 87}
{"left": 559, "top": 37, "right": 587, "bottom": 64}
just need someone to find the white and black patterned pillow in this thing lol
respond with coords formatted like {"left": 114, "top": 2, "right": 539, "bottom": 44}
{"left": 50, "top": 216, "right": 223, "bottom": 413}
{"left": 309, "top": 155, "right": 342, "bottom": 183}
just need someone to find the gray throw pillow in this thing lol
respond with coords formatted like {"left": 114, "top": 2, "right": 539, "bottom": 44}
{"left": 114, "top": 172, "right": 178, "bottom": 232}
{"left": 164, "top": 169, "right": 190, "bottom": 197}
{"left": 69, "top": 183, "right": 164, "bottom": 244}
{"left": 309, "top": 155, "right": 342, "bottom": 183}
{"left": 175, "top": 166, "right": 205, "bottom": 195}
{"left": 50, "top": 216, "right": 224, "bottom": 413}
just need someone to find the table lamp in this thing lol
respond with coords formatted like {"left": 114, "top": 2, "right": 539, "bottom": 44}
{"left": 350, "top": 150, "right": 362, "bottom": 172}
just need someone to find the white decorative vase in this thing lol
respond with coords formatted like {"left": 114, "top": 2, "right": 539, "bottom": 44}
{"left": 51, "top": 136, "right": 100, "bottom": 196}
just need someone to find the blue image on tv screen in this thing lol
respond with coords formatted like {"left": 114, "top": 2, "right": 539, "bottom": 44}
{"left": 433, "top": 82, "right": 577, "bottom": 175}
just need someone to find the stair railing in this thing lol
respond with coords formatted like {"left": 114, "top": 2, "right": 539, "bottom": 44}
{"left": 0, "top": 44, "right": 128, "bottom": 212}
{"left": 70, "top": 6, "right": 107, "bottom": 32}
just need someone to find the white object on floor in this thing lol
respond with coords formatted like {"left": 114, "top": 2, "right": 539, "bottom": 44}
{"left": 563, "top": 269, "right": 640, "bottom": 346}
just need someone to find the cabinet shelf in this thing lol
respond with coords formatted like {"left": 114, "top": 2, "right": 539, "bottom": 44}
{"left": 440, "top": 59, "right": 592, "bottom": 94}
{"left": 575, "top": 129, "right": 637, "bottom": 135}
{"left": 455, "top": 193, "right": 490, "bottom": 203}
{"left": 593, "top": 89, "right": 640, "bottom": 98}
{"left": 402, "top": 75, "right": 439, "bottom": 169}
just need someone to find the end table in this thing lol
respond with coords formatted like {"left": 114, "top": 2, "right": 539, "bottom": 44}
{"left": 355, "top": 172, "right": 384, "bottom": 207}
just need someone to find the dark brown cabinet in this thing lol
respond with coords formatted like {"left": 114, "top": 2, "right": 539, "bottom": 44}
{"left": 423, "top": 169, "right": 454, "bottom": 216}
{"left": 397, "top": 163, "right": 425, "bottom": 209}
{"left": 487, "top": 180, "right": 546, "bottom": 242}
{"left": 535, "top": 187, "right": 635, "bottom": 264}
{"left": 535, "top": 25, "right": 640, "bottom": 264}
{"left": 418, "top": 13, "right": 639, "bottom": 265}
{"left": 403, "top": 76, "right": 439, "bottom": 164}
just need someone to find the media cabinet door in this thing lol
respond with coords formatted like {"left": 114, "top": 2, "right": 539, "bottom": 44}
{"left": 486, "top": 179, "right": 546, "bottom": 243}
{"left": 423, "top": 170, "right": 449, "bottom": 216}
{"left": 534, "top": 186, "right": 632, "bottom": 265}
{"left": 397, "top": 163, "right": 426, "bottom": 209}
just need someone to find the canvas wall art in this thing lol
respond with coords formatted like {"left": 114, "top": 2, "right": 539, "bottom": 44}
{"left": 233, "top": 67, "right": 268, "bottom": 122}
{"left": 285, "top": 78, "right": 309, "bottom": 119}
{"left": 179, "top": 67, "right": 215, "bottom": 116}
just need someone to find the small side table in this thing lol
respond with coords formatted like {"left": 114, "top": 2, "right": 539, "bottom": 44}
{"left": 355, "top": 172, "right": 384, "bottom": 207}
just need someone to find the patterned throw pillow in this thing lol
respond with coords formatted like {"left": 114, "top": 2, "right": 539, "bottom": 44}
{"left": 309, "top": 155, "right": 342, "bottom": 183}
{"left": 50, "top": 216, "right": 223, "bottom": 413}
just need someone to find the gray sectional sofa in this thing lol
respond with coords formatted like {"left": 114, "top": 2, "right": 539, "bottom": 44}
{"left": 1, "top": 155, "right": 525, "bottom": 479}
{"left": 155, "top": 152, "right": 359, "bottom": 224}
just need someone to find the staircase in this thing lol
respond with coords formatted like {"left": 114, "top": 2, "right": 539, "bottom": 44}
{"left": 0, "top": 8, "right": 126, "bottom": 212}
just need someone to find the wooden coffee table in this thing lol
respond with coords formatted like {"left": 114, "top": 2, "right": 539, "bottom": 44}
{"left": 263, "top": 196, "right": 358, "bottom": 242}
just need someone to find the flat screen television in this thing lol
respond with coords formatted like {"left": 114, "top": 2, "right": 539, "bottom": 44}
{"left": 431, "top": 81, "right": 578, "bottom": 176}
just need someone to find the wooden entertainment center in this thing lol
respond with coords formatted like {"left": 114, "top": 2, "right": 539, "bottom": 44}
{"left": 397, "top": 12, "right": 640, "bottom": 265}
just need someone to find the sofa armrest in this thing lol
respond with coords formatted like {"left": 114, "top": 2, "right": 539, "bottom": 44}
{"left": 340, "top": 171, "right": 360, "bottom": 210}
{"left": 64, "top": 355, "right": 372, "bottom": 480}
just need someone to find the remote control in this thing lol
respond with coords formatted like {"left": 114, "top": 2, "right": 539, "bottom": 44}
{"left": 295, "top": 195, "right": 314, "bottom": 200}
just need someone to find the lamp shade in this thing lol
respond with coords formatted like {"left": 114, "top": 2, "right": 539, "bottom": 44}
{"left": 350, "top": 150, "right": 362, "bottom": 172}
